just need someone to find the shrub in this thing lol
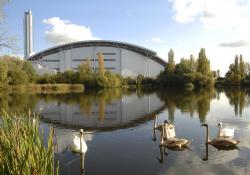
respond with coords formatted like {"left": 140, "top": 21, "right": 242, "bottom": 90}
{"left": 0, "top": 112, "right": 58, "bottom": 175}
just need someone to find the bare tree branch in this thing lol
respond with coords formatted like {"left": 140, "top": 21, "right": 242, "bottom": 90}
{"left": 0, "top": 0, "right": 19, "bottom": 52}
{"left": 0, "top": 29, "right": 18, "bottom": 51}
{"left": 0, "top": 0, "right": 10, "bottom": 21}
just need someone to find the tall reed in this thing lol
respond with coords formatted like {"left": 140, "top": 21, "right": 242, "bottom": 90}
{"left": 0, "top": 111, "right": 58, "bottom": 175}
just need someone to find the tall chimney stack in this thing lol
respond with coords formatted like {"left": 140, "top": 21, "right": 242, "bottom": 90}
{"left": 24, "top": 10, "right": 33, "bottom": 59}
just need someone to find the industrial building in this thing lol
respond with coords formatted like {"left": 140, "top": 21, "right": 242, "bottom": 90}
{"left": 24, "top": 10, "right": 33, "bottom": 59}
{"left": 28, "top": 40, "right": 166, "bottom": 77}
{"left": 25, "top": 11, "right": 166, "bottom": 77}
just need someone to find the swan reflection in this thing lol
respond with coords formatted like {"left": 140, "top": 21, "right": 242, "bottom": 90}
{"left": 54, "top": 128, "right": 92, "bottom": 174}
{"left": 156, "top": 146, "right": 167, "bottom": 163}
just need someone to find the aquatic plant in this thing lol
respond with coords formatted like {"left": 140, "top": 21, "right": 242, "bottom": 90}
{"left": 0, "top": 111, "right": 58, "bottom": 175}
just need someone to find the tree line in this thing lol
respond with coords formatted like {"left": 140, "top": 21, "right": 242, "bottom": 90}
{"left": 223, "top": 55, "right": 250, "bottom": 86}
{"left": 0, "top": 53, "right": 122, "bottom": 88}
{"left": 1, "top": 49, "right": 250, "bottom": 89}
{"left": 157, "top": 48, "right": 214, "bottom": 89}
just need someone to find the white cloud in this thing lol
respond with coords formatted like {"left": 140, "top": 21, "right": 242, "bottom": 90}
{"left": 167, "top": 0, "right": 250, "bottom": 75}
{"left": 43, "top": 17, "right": 100, "bottom": 45}
{"left": 168, "top": 0, "right": 250, "bottom": 31}
{"left": 151, "top": 38, "right": 167, "bottom": 43}
{"left": 219, "top": 40, "right": 250, "bottom": 48}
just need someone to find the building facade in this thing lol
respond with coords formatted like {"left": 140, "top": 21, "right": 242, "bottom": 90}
{"left": 28, "top": 40, "right": 166, "bottom": 77}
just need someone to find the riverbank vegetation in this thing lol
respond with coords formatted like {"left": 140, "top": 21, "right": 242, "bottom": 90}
{"left": 157, "top": 48, "right": 214, "bottom": 89}
{"left": 0, "top": 54, "right": 122, "bottom": 90}
{"left": 222, "top": 55, "right": 250, "bottom": 86}
{"left": 1, "top": 48, "right": 250, "bottom": 90}
{"left": 9, "top": 84, "right": 84, "bottom": 93}
{"left": 0, "top": 112, "right": 58, "bottom": 175}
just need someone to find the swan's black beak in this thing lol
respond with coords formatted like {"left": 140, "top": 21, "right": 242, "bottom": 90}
{"left": 164, "top": 120, "right": 170, "bottom": 125}
{"left": 201, "top": 123, "right": 207, "bottom": 127}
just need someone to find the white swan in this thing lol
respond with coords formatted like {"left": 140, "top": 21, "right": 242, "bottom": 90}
{"left": 160, "top": 122, "right": 190, "bottom": 149}
{"left": 71, "top": 129, "right": 88, "bottom": 153}
{"left": 201, "top": 123, "right": 239, "bottom": 149}
{"left": 153, "top": 114, "right": 164, "bottom": 131}
{"left": 165, "top": 121, "right": 176, "bottom": 139}
{"left": 217, "top": 122, "right": 234, "bottom": 138}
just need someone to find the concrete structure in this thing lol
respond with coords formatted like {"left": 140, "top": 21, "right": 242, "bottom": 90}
{"left": 28, "top": 40, "right": 166, "bottom": 78}
{"left": 31, "top": 61, "right": 57, "bottom": 75}
{"left": 24, "top": 10, "right": 33, "bottom": 59}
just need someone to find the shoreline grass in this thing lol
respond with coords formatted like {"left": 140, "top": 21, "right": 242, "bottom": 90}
{"left": 0, "top": 111, "right": 58, "bottom": 175}
{"left": 1, "top": 84, "right": 84, "bottom": 94}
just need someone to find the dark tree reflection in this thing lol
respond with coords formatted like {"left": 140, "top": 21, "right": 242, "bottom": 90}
{"left": 223, "top": 87, "right": 250, "bottom": 116}
{"left": 0, "top": 92, "right": 38, "bottom": 114}
{"left": 157, "top": 88, "right": 216, "bottom": 123}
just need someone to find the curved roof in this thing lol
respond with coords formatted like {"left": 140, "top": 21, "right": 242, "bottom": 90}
{"left": 28, "top": 40, "right": 166, "bottom": 66}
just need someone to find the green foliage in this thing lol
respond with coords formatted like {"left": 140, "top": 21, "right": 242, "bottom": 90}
{"left": 22, "top": 61, "right": 37, "bottom": 83}
{"left": 157, "top": 88, "right": 215, "bottom": 123}
{"left": 122, "top": 77, "right": 136, "bottom": 85}
{"left": 0, "top": 55, "right": 37, "bottom": 86}
{"left": 97, "top": 71, "right": 122, "bottom": 88}
{"left": 157, "top": 48, "right": 213, "bottom": 89}
{"left": 197, "top": 48, "right": 211, "bottom": 76}
{"left": 165, "top": 49, "right": 175, "bottom": 73}
{"left": 225, "top": 54, "right": 248, "bottom": 86}
{"left": 0, "top": 112, "right": 58, "bottom": 175}
{"left": 0, "top": 61, "right": 8, "bottom": 87}
{"left": 98, "top": 53, "right": 105, "bottom": 76}
{"left": 8, "top": 69, "right": 28, "bottom": 85}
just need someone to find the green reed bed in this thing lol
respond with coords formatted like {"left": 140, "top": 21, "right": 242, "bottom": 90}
{"left": 9, "top": 84, "right": 84, "bottom": 93}
{"left": 0, "top": 112, "right": 58, "bottom": 175}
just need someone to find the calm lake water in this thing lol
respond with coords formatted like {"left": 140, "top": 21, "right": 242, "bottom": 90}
{"left": 1, "top": 87, "right": 250, "bottom": 175}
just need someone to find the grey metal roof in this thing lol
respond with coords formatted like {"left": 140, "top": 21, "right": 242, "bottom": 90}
{"left": 28, "top": 40, "right": 166, "bottom": 66}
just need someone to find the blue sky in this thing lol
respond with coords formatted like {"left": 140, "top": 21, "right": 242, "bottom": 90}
{"left": 3, "top": 0, "right": 250, "bottom": 75}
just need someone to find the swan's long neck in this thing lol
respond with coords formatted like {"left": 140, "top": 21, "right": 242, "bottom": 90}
{"left": 154, "top": 115, "right": 157, "bottom": 128}
{"left": 205, "top": 126, "right": 210, "bottom": 143}
{"left": 217, "top": 123, "right": 222, "bottom": 137}
{"left": 80, "top": 153, "right": 85, "bottom": 175}
{"left": 160, "top": 126, "right": 164, "bottom": 144}
{"left": 164, "top": 124, "right": 169, "bottom": 140}
{"left": 80, "top": 132, "right": 83, "bottom": 150}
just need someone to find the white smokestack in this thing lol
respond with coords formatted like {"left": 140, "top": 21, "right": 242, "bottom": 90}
{"left": 24, "top": 10, "right": 33, "bottom": 59}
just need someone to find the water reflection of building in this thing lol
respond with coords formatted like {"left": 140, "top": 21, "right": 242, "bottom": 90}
{"left": 36, "top": 93, "right": 164, "bottom": 130}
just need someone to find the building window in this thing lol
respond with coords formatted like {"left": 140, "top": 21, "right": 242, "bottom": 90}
{"left": 105, "top": 67, "right": 116, "bottom": 70}
{"left": 50, "top": 68, "right": 59, "bottom": 70}
{"left": 97, "top": 53, "right": 116, "bottom": 55}
{"left": 73, "top": 59, "right": 94, "bottom": 61}
{"left": 104, "top": 58, "right": 116, "bottom": 61}
{"left": 43, "top": 59, "right": 60, "bottom": 62}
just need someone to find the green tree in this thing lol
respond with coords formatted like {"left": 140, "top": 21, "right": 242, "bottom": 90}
{"left": 8, "top": 69, "right": 28, "bottom": 85}
{"left": 22, "top": 61, "right": 37, "bottom": 83}
{"left": 239, "top": 54, "right": 246, "bottom": 80}
{"left": 197, "top": 48, "right": 211, "bottom": 75}
{"left": 189, "top": 54, "right": 196, "bottom": 71}
{"left": 225, "top": 55, "right": 242, "bottom": 85}
{"left": 165, "top": 48, "right": 175, "bottom": 73}
{"left": 0, "top": 60, "right": 8, "bottom": 86}
{"left": 78, "top": 59, "right": 93, "bottom": 75}
{"left": 217, "top": 70, "right": 220, "bottom": 77}
{"left": 98, "top": 53, "right": 105, "bottom": 76}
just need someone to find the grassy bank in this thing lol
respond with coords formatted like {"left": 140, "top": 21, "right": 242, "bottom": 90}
{"left": 0, "top": 112, "right": 58, "bottom": 175}
{"left": 4, "top": 84, "right": 84, "bottom": 93}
